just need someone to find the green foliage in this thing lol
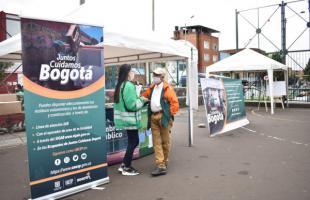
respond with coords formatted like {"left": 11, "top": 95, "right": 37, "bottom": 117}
{"left": 304, "top": 58, "right": 310, "bottom": 81}
{"left": 270, "top": 52, "right": 284, "bottom": 81}
{"left": 0, "top": 62, "right": 13, "bottom": 81}
{"left": 271, "top": 51, "right": 282, "bottom": 63}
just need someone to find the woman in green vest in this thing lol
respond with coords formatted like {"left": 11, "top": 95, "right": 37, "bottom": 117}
{"left": 114, "top": 64, "right": 149, "bottom": 176}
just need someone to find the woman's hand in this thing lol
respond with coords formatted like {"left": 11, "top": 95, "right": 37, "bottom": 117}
{"left": 142, "top": 97, "right": 149, "bottom": 102}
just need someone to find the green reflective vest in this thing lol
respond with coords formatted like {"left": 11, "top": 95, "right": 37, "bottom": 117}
{"left": 113, "top": 81, "right": 145, "bottom": 130}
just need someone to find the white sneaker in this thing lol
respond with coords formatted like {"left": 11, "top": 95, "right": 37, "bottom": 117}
{"left": 121, "top": 166, "right": 140, "bottom": 176}
{"left": 118, "top": 163, "right": 125, "bottom": 173}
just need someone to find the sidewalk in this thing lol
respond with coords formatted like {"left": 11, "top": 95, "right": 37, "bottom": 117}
{"left": 0, "top": 106, "right": 310, "bottom": 200}
{"left": 0, "top": 131, "right": 26, "bottom": 149}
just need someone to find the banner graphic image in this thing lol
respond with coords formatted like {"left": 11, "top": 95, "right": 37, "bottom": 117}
{"left": 21, "top": 18, "right": 108, "bottom": 200}
{"left": 201, "top": 77, "right": 249, "bottom": 136}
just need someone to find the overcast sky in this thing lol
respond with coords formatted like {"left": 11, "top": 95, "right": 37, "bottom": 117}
{"left": 0, "top": 0, "right": 308, "bottom": 52}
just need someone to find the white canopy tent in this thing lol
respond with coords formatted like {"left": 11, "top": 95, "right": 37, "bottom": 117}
{"left": 206, "top": 48, "right": 289, "bottom": 114}
{"left": 0, "top": 18, "right": 198, "bottom": 146}
{"left": 0, "top": 32, "right": 192, "bottom": 64}
{"left": 0, "top": 33, "right": 22, "bottom": 62}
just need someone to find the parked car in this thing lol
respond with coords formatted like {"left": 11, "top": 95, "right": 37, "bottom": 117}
{"left": 179, "top": 73, "right": 206, "bottom": 87}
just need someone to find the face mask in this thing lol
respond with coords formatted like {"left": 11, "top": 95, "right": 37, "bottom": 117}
{"left": 128, "top": 71, "right": 135, "bottom": 81}
{"left": 153, "top": 77, "right": 162, "bottom": 84}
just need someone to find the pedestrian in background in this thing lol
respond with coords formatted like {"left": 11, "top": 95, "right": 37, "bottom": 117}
{"left": 114, "top": 64, "right": 149, "bottom": 176}
{"left": 142, "top": 68, "right": 179, "bottom": 176}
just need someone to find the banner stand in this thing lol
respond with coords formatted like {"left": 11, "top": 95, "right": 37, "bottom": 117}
{"left": 200, "top": 77, "right": 249, "bottom": 136}
{"left": 30, "top": 178, "right": 109, "bottom": 200}
{"left": 21, "top": 17, "right": 109, "bottom": 200}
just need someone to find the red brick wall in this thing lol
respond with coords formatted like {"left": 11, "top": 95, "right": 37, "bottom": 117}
{"left": 174, "top": 30, "right": 219, "bottom": 73}
{"left": 0, "top": 11, "right": 7, "bottom": 42}
{"left": 174, "top": 31, "right": 197, "bottom": 47}
{"left": 199, "top": 35, "right": 219, "bottom": 72}
{"left": 0, "top": 73, "right": 18, "bottom": 94}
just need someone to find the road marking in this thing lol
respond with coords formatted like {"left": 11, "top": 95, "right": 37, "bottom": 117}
{"left": 272, "top": 136, "right": 285, "bottom": 141}
{"left": 264, "top": 135, "right": 308, "bottom": 147}
{"left": 240, "top": 125, "right": 308, "bottom": 148}
{"left": 268, "top": 117, "right": 308, "bottom": 123}
{"left": 251, "top": 109, "right": 308, "bottom": 123}
{"left": 291, "top": 141, "right": 303, "bottom": 145}
{"left": 241, "top": 127, "right": 256, "bottom": 133}
{"left": 248, "top": 109, "right": 309, "bottom": 147}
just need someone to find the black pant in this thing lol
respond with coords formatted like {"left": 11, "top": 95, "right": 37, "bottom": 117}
{"left": 123, "top": 129, "right": 139, "bottom": 167}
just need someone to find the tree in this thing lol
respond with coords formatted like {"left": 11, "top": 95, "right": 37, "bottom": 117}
{"left": 304, "top": 58, "right": 310, "bottom": 81}
{"left": 0, "top": 62, "right": 13, "bottom": 82}
{"left": 270, "top": 52, "right": 284, "bottom": 81}
{"left": 271, "top": 51, "right": 282, "bottom": 63}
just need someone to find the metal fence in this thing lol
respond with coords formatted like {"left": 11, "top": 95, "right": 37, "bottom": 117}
{"left": 243, "top": 86, "right": 310, "bottom": 103}
{"left": 288, "top": 88, "right": 310, "bottom": 102}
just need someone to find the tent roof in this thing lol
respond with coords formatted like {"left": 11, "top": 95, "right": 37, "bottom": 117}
{"left": 206, "top": 48, "right": 288, "bottom": 72}
{"left": 103, "top": 30, "right": 192, "bottom": 65}
{"left": 0, "top": 30, "right": 193, "bottom": 64}
{"left": 0, "top": 6, "right": 194, "bottom": 64}
{"left": 0, "top": 33, "right": 22, "bottom": 62}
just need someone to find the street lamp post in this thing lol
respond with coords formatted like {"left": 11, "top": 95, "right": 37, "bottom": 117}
{"left": 152, "top": 0, "right": 155, "bottom": 31}
{"left": 183, "top": 15, "right": 194, "bottom": 43}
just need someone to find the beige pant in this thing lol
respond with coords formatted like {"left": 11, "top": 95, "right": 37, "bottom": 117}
{"left": 151, "top": 113, "right": 173, "bottom": 168}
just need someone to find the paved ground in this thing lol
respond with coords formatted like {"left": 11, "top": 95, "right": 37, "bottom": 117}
{"left": 0, "top": 106, "right": 310, "bottom": 200}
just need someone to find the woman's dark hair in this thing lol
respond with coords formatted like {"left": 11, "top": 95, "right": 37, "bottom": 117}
{"left": 114, "top": 64, "right": 131, "bottom": 103}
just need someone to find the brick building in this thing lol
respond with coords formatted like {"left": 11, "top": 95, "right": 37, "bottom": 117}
{"left": 0, "top": 11, "right": 20, "bottom": 42}
{"left": 173, "top": 25, "right": 219, "bottom": 73}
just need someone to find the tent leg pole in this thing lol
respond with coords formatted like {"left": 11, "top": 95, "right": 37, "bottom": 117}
{"left": 268, "top": 69, "right": 274, "bottom": 115}
{"left": 188, "top": 105, "right": 192, "bottom": 147}
{"left": 187, "top": 65, "right": 192, "bottom": 147}
{"left": 285, "top": 70, "right": 289, "bottom": 108}
{"left": 187, "top": 56, "right": 193, "bottom": 147}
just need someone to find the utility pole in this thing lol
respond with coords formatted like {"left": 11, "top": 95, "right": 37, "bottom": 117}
{"left": 257, "top": 8, "right": 260, "bottom": 49}
{"left": 308, "top": 0, "right": 310, "bottom": 49}
{"left": 235, "top": 9, "right": 239, "bottom": 50}
{"left": 281, "top": 1, "right": 286, "bottom": 64}
{"left": 152, "top": 0, "right": 155, "bottom": 31}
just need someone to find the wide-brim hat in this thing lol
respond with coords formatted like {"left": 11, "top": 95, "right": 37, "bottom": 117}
{"left": 152, "top": 68, "right": 166, "bottom": 76}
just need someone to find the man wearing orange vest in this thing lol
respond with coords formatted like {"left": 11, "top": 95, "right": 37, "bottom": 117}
{"left": 142, "top": 68, "right": 179, "bottom": 176}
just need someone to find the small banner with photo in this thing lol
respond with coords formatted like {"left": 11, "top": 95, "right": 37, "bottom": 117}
{"left": 200, "top": 77, "right": 249, "bottom": 137}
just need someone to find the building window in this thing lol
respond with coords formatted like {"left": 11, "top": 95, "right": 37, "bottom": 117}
{"left": 213, "top": 43, "right": 218, "bottom": 51}
{"left": 213, "top": 55, "right": 218, "bottom": 62}
{"left": 204, "top": 54, "right": 210, "bottom": 62}
{"left": 6, "top": 15, "right": 21, "bottom": 39}
{"left": 204, "top": 41, "right": 209, "bottom": 49}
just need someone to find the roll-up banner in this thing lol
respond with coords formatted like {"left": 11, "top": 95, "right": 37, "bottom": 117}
{"left": 21, "top": 17, "right": 109, "bottom": 200}
{"left": 200, "top": 77, "right": 249, "bottom": 137}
